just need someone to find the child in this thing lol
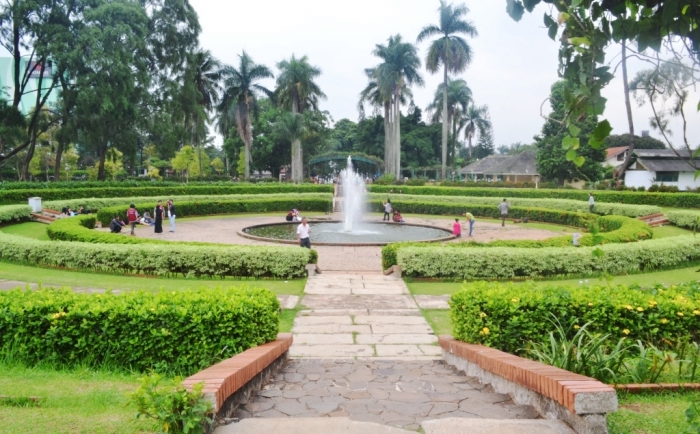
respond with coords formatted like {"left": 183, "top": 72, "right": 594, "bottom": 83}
{"left": 453, "top": 218, "right": 462, "bottom": 238}
{"left": 392, "top": 210, "right": 404, "bottom": 223}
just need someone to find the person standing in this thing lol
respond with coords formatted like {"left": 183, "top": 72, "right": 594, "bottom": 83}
{"left": 126, "top": 204, "right": 139, "bottom": 236}
{"left": 588, "top": 193, "right": 595, "bottom": 213}
{"left": 297, "top": 217, "right": 311, "bottom": 248}
{"left": 168, "top": 199, "right": 176, "bottom": 232}
{"left": 383, "top": 199, "right": 392, "bottom": 221}
{"left": 154, "top": 200, "right": 164, "bottom": 234}
{"left": 453, "top": 218, "right": 462, "bottom": 238}
{"left": 464, "top": 211, "right": 475, "bottom": 237}
{"left": 498, "top": 199, "right": 510, "bottom": 227}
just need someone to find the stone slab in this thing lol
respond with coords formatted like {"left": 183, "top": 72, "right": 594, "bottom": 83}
{"left": 421, "top": 418, "right": 576, "bottom": 434}
{"left": 374, "top": 345, "right": 426, "bottom": 357}
{"left": 292, "top": 325, "right": 372, "bottom": 334}
{"left": 293, "top": 334, "right": 354, "bottom": 345}
{"left": 304, "top": 286, "right": 352, "bottom": 295}
{"left": 372, "top": 324, "right": 435, "bottom": 334}
{"left": 414, "top": 295, "right": 450, "bottom": 310}
{"left": 0, "top": 281, "right": 37, "bottom": 290}
{"left": 356, "top": 334, "right": 438, "bottom": 345}
{"left": 289, "top": 345, "right": 375, "bottom": 358}
{"left": 419, "top": 345, "right": 443, "bottom": 356}
{"left": 352, "top": 287, "right": 406, "bottom": 295}
{"left": 354, "top": 316, "right": 430, "bottom": 325}
{"left": 294, "top": 316, "right": 353, "bottom": 325}
{"left": 215, "top": 418, "right": 410, "bottom": 434}
{"left": 276, "top": 295, "right": 299, "bottom": 309}
{"left": 297, "top": 309, "right": 370, "bottom": 316}
{"left": 302, "top": 295, "right": 417, "bottom": 310}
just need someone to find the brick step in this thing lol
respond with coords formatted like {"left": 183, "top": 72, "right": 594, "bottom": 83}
{"left": 30, "top": 213, "right": 56, "bottom": 225}
{"left": 648, "top": 219, "right": 670, "bottom": 227}
{"left": 637, "top": 213, "right": 665, "bottom": 221}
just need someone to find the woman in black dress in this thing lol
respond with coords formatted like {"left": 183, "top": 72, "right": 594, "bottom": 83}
{"left": 154, "top": 200, "right": 164, "bottom": 234}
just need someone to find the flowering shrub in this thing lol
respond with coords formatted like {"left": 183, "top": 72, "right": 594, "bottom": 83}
{"left": 450, "top": 281, "right": 700, "bottom": 355}
{"left": 0, "top": 286, "right": 279, "bottom": 374}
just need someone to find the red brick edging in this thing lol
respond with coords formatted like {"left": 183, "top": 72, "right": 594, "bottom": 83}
{"left": 616, "top": 383, "right": 700, "bottom": 393}
{"left": 439, "top": 336, "right": 616, "bottom": 415}
{"left": 182, "top": 333, "right": 293, "bottom": 412}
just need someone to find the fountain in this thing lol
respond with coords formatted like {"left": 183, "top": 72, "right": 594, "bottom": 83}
{"left": 339, "top": 156, "right": 366, "bottom": 232}
{"left": 240, "top": 156, "right": 455, "bottom": 246}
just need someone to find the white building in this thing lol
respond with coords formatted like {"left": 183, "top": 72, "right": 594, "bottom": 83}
{"left": 604, "top": 146, "right": 629, "bottom": 167}
{"left": 624, "top": 149, "right": 700, "bottom": 190}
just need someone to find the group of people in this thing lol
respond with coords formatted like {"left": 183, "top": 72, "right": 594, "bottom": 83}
{"left": 60, "top": 206, "right": 85, "bottom": 217}
{"left": 110, "top": 199, "right": 176, "bottom": 236}
{"left": 285, "top": 209, "right": 304, "bottom": 222}
{"left": 381, "top": 199, "right": 404, "bottom": 223}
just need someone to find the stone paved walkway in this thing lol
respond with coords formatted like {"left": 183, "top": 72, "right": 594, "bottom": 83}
{"left": 292, "top": 274, "right": 439, "bottom": 359}
{"left": 234, "top": 359, "right": 539, "bottom": 430}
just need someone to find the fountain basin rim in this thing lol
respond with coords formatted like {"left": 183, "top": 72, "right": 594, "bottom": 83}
{"left": 238, "top": 220, "right": 456, "bottom": 247}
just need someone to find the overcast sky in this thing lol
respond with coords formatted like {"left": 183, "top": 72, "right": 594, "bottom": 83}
{"left": 189, "top": 0, "right": 699, "bottom": 150}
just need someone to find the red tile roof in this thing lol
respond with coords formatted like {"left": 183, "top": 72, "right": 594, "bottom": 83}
{"left": 606, "top": 146, "right": 628, "bottom": 159}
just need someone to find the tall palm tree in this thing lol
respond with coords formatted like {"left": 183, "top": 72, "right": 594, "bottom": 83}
{"left": 426, "top": 78, "right": 472, "bottom": 166}
{"left": 462, "top": 104, "right": 491, "bottom": 159}
{"left": 217, "top": 51, "right": 274, "bottom": 180}
{"left": 359, "top": 35, "right": 423, "bottom": 177}
{"left": 417, "top": 0, "right": 478, "bottom": 180}
{"left": 190, "top": 48, "right": 221, "bottom": 175}
{"left": 275, "top": 55, "right": 325, "bottom": 182}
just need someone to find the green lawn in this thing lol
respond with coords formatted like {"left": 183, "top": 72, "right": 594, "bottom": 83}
{"left": 653, "top": 225, "right": 694, "bottom": 238}
{"left": 608, "top": 391, "right": 698, "bottom": 434}
{"left": 0, "top": 262, "right": 305, "bottom": 295}
{"left": 422, "top": 309, "right": 451, "bottom": 336}
{"left": 0, "top": 363, "right": 154, "bottom": 434}
{"left": 1, "top": 222, "right": 49, "bottom": 240}
{"left": 407, "top": 264, "right": 700, "bottom": 296}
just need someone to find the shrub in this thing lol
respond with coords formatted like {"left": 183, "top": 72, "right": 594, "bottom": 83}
{"left": 0, "top": 184, "right": 332, "bottom": 204}
{"left": 398, "top": 235, "right": 700, "bottom": 279}
{"left": 0, "top": 205, "right": 32, "bottom": 226}
{"left": 368, "top": 185, "right": 700, "bottom": 209}
{"left": 667, "top": 210, "right": 700, "bottom": 230}
{"left": 450, "top": 281, "right": 700, "bottom": 355}
{"left": 381, "top": 215, "right": 652, "bottom": 269}
{"left": 0, "top": 286, "right": 279, "bottom": 374}
{"left": 0, "top": 233, "right": 314, "bottom": 278}
{"left": 369, "top": 193, "right": 660, "bottom": 217}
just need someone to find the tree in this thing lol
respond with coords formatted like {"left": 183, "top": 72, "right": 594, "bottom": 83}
{"left": 274, "top": 112, "right": 309, "bottom": 171}
{"left": 535, "top": 81, "right": 605, "bottom": 185}
{"left": 417, "top": 0, "right": 477, "bottom": 180}
{"left": 461, "top": 104, "right": 491, "bottom": 159}
{"left": 171, "top": 145, "right": 196, "bottom": 182}
{"left": 472, "top": 124, "right": 494, "bottom": 160}
{"left": 189, "top": 48, "right": 221, "bottom": 176}
{"left": 211, "top": 157, "right": 225, "bottom": 175}
{"left": 217, "top": 52, "right": 274, "bottom": 180}
{"left": 604, "top": 134, "right": 665, "bottom": 150}
{"left": 275, "top": 55, "right": 326, "bottom": 182}
{"left": 426, "top": 78, "right": 472, "bottom": 166}
{"left": 359, "top": 35, "right": 423, "bottom": 177}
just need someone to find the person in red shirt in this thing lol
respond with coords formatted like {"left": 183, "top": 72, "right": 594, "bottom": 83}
{"left": 126, "top": 204, "right": 139, "bottom": 236}
{"left": 453, "top": 218, "right": 462, "bottom": 238}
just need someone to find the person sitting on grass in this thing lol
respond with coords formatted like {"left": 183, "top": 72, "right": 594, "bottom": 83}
{"left": 286, "top": 210, "right": 294, "bottom": 222}
{"left": 392, "top": 210, "right": 405, "bottom": 223}
{"left": 109, "top": 215, "right": 126, "bottom": 233}
{"left": 140, "top": 212, "right": 154, "bottom": 226}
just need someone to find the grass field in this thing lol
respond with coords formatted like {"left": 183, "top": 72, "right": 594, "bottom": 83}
{"left": 608, "top": 391, "right": 698, "bottom": 433}
{"left": 1, "top": 222, "right": 49, "bottom": 240}
{"left": 0, "top": 363, "right": 154, "bottom": 434}
{"left": 422, "top": 309, "right": 451, "bottom": 336}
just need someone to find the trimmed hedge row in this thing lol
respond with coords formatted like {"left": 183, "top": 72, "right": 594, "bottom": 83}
{"left": 0, "top": 204, "right": 32, "bottom": 226}
{"left": 0, "top": 233, "right": 314, "bottom": 278}
{"left": 666, "top": 210, "right": 700, "bottom": 230}
{"left": 450, "top": 281, "right": 700, "bottom": 355}
{"left": 95, "top": 196, "right": 331, "bottom": 227}
{"left": 398, "top": 235, "right": 700, "bottom": 279}
{"left": 381, "top": 215, "right": 653, "bottom": 269}
{"left": 369, "top": 193, "right": 661, "bottom": 217}
{"left": 369, "top": 185, "right": 700, "bottom": 208}
{"left": 0, "top": 184, "right": 332, "bottom": 204}
{"left": 0, "top": 286, "right": 279, "bottom": 375}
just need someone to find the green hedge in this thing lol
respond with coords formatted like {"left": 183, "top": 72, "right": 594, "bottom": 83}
{"left": 398, "top": 235, "right": 700, "bottom": 279}
{"left": 667, "top": 210, "right": 700, "bottom": 230}
{"left": 0, "top": 233, "right": 314, "bottom": 278}
{"left": 381, "top": 215, "right": 652, "bottom": 269}
{"left": 369, "top": 185, "right": 700, "bottom": 208}
{"left": 0, "top": 184, "right": 332, "bottom": 204}
{"left": 450, "top": 281, "right": 700, "bottom": 355}
{"left": 0, "top": 286, "right": 279, "bottom": 375}
{"left": 369, "top": 193, "right": 661, "bottom": 217}
{"left": 0, "top": 205, "right": 32, "bottom": 226}
{"left": 95, "top": 196, "right": 331, "bottom": 227}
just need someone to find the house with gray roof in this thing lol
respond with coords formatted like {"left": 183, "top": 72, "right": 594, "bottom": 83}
{"left": 625, "top": 149, "right": 700, "bottom": 190}
{"left": 460, "top": 151, "right": 540, "bottom": 184}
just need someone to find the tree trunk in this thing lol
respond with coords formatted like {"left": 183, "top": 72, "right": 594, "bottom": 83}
{"left": 291, "top": 102, "right": 303, "bottom": 183}
{"left": 468, "top": 135, "right": 473, "bottom": 160}
{"left": 615, "top": 41, "right": 636, "bottom": 181}
{"left": 21, "top": 132, "right": 37, "bottom": 181}
{"left": 98, "top": 143, "right": 107, "bottom": 181}
{"left": 383, "top": 103, "right": 391, "bottom": 177}
{"left": 441, "top": 66, "right": 449, "bottom": 180}
{"left": 54, "top": 140, "right": 65, "bottom": 181}
{"left": 450, "top": 113, "right": 456, "bottom": 166}
{"left": 394, "top": 96, "right": 401, "bottom": 178}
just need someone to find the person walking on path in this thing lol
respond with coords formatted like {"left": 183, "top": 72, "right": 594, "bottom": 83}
{"left": 498, "top": 199, "right": 510, "bottom": 227}
{"left": 297, "top": 217, "right": 311, "bottom": 248}
{"left": 126, "top": 204, "right": 139, "bottom": 236}
{"left": 588, "top": 193, "right": 595, "bottom": 213}
{"left": 464, "top": 211, "right": 475, "bottom": 237}
{"left": 453, "top": 218, "right": 462, "bottom": 238}
{"left": 154, "top": 200, "right": 164, "bottom": 234}
{"left": 167, "top": 199, "right": 176, "bottom": 232}
{"left": 383, "top": 199, "right": 392, "bottom": 221}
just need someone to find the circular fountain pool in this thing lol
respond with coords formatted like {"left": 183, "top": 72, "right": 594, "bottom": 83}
{"left": 240, "top": 221, "right": 455, "bottom": 246}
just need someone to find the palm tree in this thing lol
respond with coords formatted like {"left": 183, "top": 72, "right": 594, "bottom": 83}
{"left": 417, "top": 0, "right": 478, "bottom": 180}
{"left": 190, "top": 48, "right": 221, "bottom": 176}
{"left": 216, "top": 51, "right": 274, "bottom": 180}
{"left": 426, "top": 78, "right": 472, "bottom": 166}
{"left": 275, "top": 55, "right": 325, "bottom": 182}
{"left": 359, "top": 35, "right": 423, "bottom": 177}
{"left": 462, "top": 104, "right": 491, "bottom": 159}
{"left": 275, "top": 112, "right": 309, "bottom": 156}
